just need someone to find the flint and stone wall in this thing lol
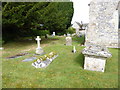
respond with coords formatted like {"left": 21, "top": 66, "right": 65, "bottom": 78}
{"left": 85, "top": 0, "right": 120, "bottom": 48}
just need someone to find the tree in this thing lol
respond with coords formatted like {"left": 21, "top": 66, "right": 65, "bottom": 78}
{"left": 2, "top": 2, "right": 73, "bottom": 42}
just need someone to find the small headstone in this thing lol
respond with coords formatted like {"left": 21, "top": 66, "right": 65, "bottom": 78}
{"left": 72, "top": 46, "right": 76, "bottom": 53}
{"left": 66, "top": 34, "right": 72, "bottom": 46}
{"left": 67, "top": 33, "right": 71, "bottom": 37}
{"left": 35, "top": 36, "right": 44, "bottom": 55}
{"left": 52, "top": 32, "right": 55, "bottom": 36}
{"left": 64, "top": 34, "right": 66, "bottom": 37}
{"left": 0, "top": 47, "right": 4, "bottom": 50}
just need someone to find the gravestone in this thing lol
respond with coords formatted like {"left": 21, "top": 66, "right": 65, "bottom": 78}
{"left": 72, "top": 46, "right": 76, "bottom": 53}
{"left": 52, "top": 32, "right": 55, "bottom": 36}
{"left": 82, "top": 44, "right": 112, "bottom": 72}
{"left": 35, "top": 36, "right": 44, "bottom": 55}
{"left": 85, "top": 0, "right": 119, "bottom": 48}
{"left": 64, "top": 34, "right": 66, "bottom": 37}
{"left": 0, "top": 47, "right": 4, "bottom": 50}
{"left": 66, "top": 34, "right": 72, "bottom": 46}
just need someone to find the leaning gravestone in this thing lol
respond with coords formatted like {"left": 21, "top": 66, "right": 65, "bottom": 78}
{"left": 82, "top": 44, "right": 112, "bottom": 72}
{"left": 35, "top": 36, "right": 44, "bottom": 55}
{"left": 66, "top": 34, "right": 72, "bottom": 46}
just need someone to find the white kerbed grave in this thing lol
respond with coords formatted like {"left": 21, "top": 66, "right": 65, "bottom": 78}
{"left": 32, "top": 52, "right": 58, "bottom": 68}
{"left": 82, "top": 44, "right": 112, "bottom": 72}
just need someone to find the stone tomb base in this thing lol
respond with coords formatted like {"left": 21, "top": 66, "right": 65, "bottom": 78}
{"left": 84, "top": 55, "right": 106, "bottom": 72}
{"left": 82, "top": 43, "right": 112, "bottom": 72}
{"left": 36, "top": 47, "right": 44, "bottom": 55}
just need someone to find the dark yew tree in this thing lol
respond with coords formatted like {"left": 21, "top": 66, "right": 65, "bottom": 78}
{"left": 2, "top": 2, "right": 73, "bottom": 42}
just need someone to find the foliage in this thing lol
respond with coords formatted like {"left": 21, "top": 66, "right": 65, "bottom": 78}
{"left": 33, "top": 29, "right": 50, "bottom": 36}
{"left": 2, "top": 2, "right": 74, "bottom": 42}
{"left": 66, "top": 27, "right": 75, "bottom": 34}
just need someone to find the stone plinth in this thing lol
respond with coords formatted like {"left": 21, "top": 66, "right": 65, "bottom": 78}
{"left": 82, "top": 44, "right": 112, "bottom": 72}
{"left": 36, "top": 47, "right": 44, "bottom": 55}
{"left": 66, "top": 36, "right": 72, "bottom": 46}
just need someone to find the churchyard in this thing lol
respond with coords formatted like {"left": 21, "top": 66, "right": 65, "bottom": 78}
{"left": 1, "top": 35, "right": 118, "bottom": 88}
{"left": 1, "top": 0, "right": 120, "bottom": 88}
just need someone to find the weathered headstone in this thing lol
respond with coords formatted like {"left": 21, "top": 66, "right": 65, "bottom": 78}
{"left": 35, "top": 36, "right": 44, "bottom": 55}
{"left": 85, "top": 0, "right": 119, "bottom": 48}
{"left": 66, "top": 34, "right": 72, "bottom": 46}
{"left": 82, "top": 44, "right": 112, "bottom": 72}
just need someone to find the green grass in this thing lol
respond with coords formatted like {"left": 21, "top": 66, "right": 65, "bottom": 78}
{"left": 1, "top": 36, "right": 118, "bottom": 88}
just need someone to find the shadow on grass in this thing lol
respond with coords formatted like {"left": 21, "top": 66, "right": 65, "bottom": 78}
{"left": 75, "top": 53, "right": 84, "bottom": 68}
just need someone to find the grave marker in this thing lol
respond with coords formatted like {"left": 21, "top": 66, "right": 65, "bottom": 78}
{"left": 52, "top": 32, "right": 55, "bottom": 36}
{"left": 35, "top": 36, "right": 44, "bottom": 55}
{"left": 66, "top": 34, "right": 72, "bottom": 46}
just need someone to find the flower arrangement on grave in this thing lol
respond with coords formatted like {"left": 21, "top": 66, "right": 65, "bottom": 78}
{"left": 32, "top": 51, "right": 58, "bottom": 68}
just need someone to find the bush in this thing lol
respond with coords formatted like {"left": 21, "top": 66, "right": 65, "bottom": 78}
{"left": 32, "top": 29, "right": 50, "bottom": 36}
{"left": 39, "top": 30, "right": 50, "bottom": 36}
{"left": 66, "top": 27, "right": 75, "bottom": 34}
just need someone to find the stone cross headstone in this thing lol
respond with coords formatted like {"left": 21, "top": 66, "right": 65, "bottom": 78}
{"left": 36, "top": 36, "right": 41, "bottom": 48}
{"left": 35, "top": 36, "right": 44, "bottom": 55}
{"left": 66, "top": 34, "right": 72, "bottom": 46}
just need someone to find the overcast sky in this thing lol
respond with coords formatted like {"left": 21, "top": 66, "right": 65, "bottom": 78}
{"left": 71, "top": 0, "right": 92, "bottom": 24}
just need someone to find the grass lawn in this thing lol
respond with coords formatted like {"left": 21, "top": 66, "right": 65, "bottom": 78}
{"left": 1, "top": 36, "right": 119, "bottom": 88}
